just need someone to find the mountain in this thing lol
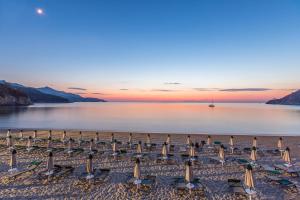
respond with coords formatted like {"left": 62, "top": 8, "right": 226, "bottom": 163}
{"left": 0, "top": 83, "right": 32, "bottom": 106}
{"left": 37, "top": 87, "right": 105, "bottom": 102}
{"left": 266, "top": 90, "right": 300, "bottom": 105}
{"left": 0, "top": 80, "right": 106, "bottom": 104}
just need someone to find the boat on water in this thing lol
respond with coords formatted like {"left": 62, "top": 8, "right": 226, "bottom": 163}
{"left": 209, "top": 99, "right": 215, "bottom": 108}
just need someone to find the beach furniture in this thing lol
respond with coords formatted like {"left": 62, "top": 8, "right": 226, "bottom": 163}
{"left": 172, "top": 161, "right": 204, "bottom": 195}
{"left": 274, "top": 164, "right": 300, "bottom": 177}
{"left": 156, "top": 142, "right": 175, "bottom": 164}
{"left": 3, "top": 160, "right": 42, "bottom": 182}
{"left": 265, "top": 175, "right": 298, "bottom": 193}
{"left": 126, "top": 158, "right": 155, "bottom": 190}
{"left": 228, "top": 179, "right": 247, "bottom": 195}
{"left": 260, "top": 164, "right": 282, "bottom": 175}
{"left": 244, "top": 165, "right": 256, "bottom": 200}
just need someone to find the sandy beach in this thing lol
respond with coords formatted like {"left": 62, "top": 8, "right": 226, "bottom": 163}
{"left": 1, "top": 130, "right": 300, "bottom": 200}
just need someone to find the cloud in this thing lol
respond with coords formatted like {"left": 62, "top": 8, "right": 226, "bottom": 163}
{"left": 92, "top": 92, "right": 109, "bottom": 95}
{"left": 164, "top": 82, "right": 181, "bottom": 85}
{"left": 193, "top": 88, "right": 220, "bottom": 91}
{"left": 75, "top": 92, "right": 86, "bottom": 95}
{"left": 219, "top": 88, "right": 272, "bottom": 92}
{"left": 68, "top": 87, "right": 87, "bottom": 91}
{"left": 152, "top": 89, "right": 179, "bottom": 92}
{"left": 120, "top": 88, "right": 129, "bottom": 90}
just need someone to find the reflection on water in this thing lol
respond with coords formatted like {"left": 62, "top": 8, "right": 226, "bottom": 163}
{"left": 0, "top": 102, "right": 300, "bottom": 135}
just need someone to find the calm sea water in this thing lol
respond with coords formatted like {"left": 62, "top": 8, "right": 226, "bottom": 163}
{"left": 0, "top": 102, "right": 300, "bottom": 136}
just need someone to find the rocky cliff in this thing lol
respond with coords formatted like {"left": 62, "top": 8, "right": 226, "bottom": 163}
{"left": 266, "top": 90, "right": 300, "bottom": 105}
{"left": 0, "top": 84, "right": 32, "bottom": 106}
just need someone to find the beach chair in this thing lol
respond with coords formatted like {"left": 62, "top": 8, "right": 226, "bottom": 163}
{"left": 172, "top": 177, "right": 205, "bottom": 196}
{"left": 260, "top": 164, "right": 282, "bottom": 175}
{"left": 2, "top": 160, "right": 42, "bottom": 183}
{"left": 265, "top": 175, "right": 298, "bottom": 193}
{"left": 125, "top": 174, "right": 156, "bottom": 191}
{"left": 35, "top": 164, "right": 75, "bottom": 182}
{"left": 227, "top": 179, "right": 248, "bottom": 198}
{"left": 274, "top": 164, "right": 300, "bottom": 177}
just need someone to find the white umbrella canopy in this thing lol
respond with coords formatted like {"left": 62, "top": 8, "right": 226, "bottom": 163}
{"left": 250, "top": 146, "right": 257, "bottom": 162}
{"left": 252, "top": 137, "right": 257, "bottom": 148}
{"left": 283, "top": 147, "right": 291, "bottom": 164}
{"left": 244, "top": 164, "right": 254, "bottom": 189}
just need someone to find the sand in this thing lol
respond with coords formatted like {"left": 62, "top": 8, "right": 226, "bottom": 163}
{"left": 0, "top": 130, "right": 300, "bottom": 200}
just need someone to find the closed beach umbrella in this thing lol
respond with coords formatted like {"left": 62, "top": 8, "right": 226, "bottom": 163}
{"left": 146, "top": 134, "right": 151, "bottom": 145}
{"left": 47, "top": 137, "right": 52, "bottom": 149}
{"left": 250, "top": 147, "right": 257, "bottom": 162}
{"left": 128, "top": 133, "right": 132, "bottom": 144}
{"left": 19, "top": 130, "right": 23, "bottom": 139}
{"left": 229, "top": 136, "right": 234, "bottom": 146}
{"left": 166, "top": 134, "right": 171, "bottom": 144}
{"left": 27, "top": 136, "right": 33, "bottom": 151}
{"left": 62, "top": 131, "right": 67, "bottom": 142}
{"left": 79, "top": 131, "right": 83, "bottom": 140}
{"left": 207, "top": 135, "right": 211, "bottom": 146}
{"left": 110, "top": 133, "right": 114, "bottom": 143}
{"left": 283, "top": 147, "right": 291, "bottom": 165}
{"left": 7, "top": 135, "right": 13, "bottom": 148}
{"left": 277, "top": 137, "right": 283, "bottom": 150}
{"left": 252, "top": 137, "right": 257, "bottom": 148}
{"left": 134, "top": 158, "right": 141, "bottom": 180}
{"left": 112, "top": 139, "right": 117, "bottom": 155}
{"left": 68, "top": 138, "right": 73, "bottom": 152}
{"left": 87, "top": 154, "right": 93, "bottom": 174}
{"left": 7, "top": 129, "right": 11, "bottom": 137}
{"left": 48, "top": 130, "right": 52, "bottom": 138}
{"left": 95, "top": 132, "right": 99, "bottom": 142}
{"left": 137, "top": 141, "right": 142, "bottom": 154}
{"left": 46, "top": 151, "right": 54, "bottom": 175}
{"left": 244, "top": 165, "right": 254, "bottom": 189}
{"left": 189, "top": 143, "right": 196, "bottom": 158}
{"left": 9, "top": 149, "right": 17, "bottom": 170}
{"left": 90, "top": 139, "right": 94, "bottom": 151}
{"left": 162, "top": 142, "right": 168, "bottom": 158}
{"left": 33, "top": 130, "right": 37, "bottom": 139}
{"left": 186, "top": 135, "right": 191, "bottom": 146}
{"left": 185, "top": 161, "right": 193, "bottom": 183}
{"left": 219, "top": 145, "right": 225, "bottom": 162}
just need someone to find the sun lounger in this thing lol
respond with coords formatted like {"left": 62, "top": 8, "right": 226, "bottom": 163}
{"left": 3, "top": 160, "right": 42, "bottom": 181}
{"left": 76, "top": 168, "right": 110, "bottom": 184}
{"left": 274, "top": 164, "right": 300, "bottom": 177}
{"left": 227, "top": 179, "right": 247, "bottom": 197}
{"left": 265, "top": 175, "right": 298, "bottom": 193}
{"left": 261, "top": 164, "right": 282, "bottom": 175}
{"left": 172, "top": 177, "right": 205, "bottom": 195}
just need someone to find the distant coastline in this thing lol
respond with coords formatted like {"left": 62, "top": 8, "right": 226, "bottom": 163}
{"left": 0, "top": 80, "right": 106, "bottom": 106}
{"left": 266, "top": 89, "right": 300, "bottom": 106}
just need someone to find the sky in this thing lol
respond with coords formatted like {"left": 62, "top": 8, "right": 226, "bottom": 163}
{"left": 0, "top": 0, "right": 300, "bottom": 102}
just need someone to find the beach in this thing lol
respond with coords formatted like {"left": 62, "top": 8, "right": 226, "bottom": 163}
{"left": 0, "top": 130, "right": 300, "bottom": 200}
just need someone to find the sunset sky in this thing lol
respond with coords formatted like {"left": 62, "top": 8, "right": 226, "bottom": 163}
{"left": 1, "top": 0, "right": 299, "bottom": 102}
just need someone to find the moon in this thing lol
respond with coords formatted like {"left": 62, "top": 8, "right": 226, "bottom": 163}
{"left": 36, "top": 8, "right": 44, "bottom": 15}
